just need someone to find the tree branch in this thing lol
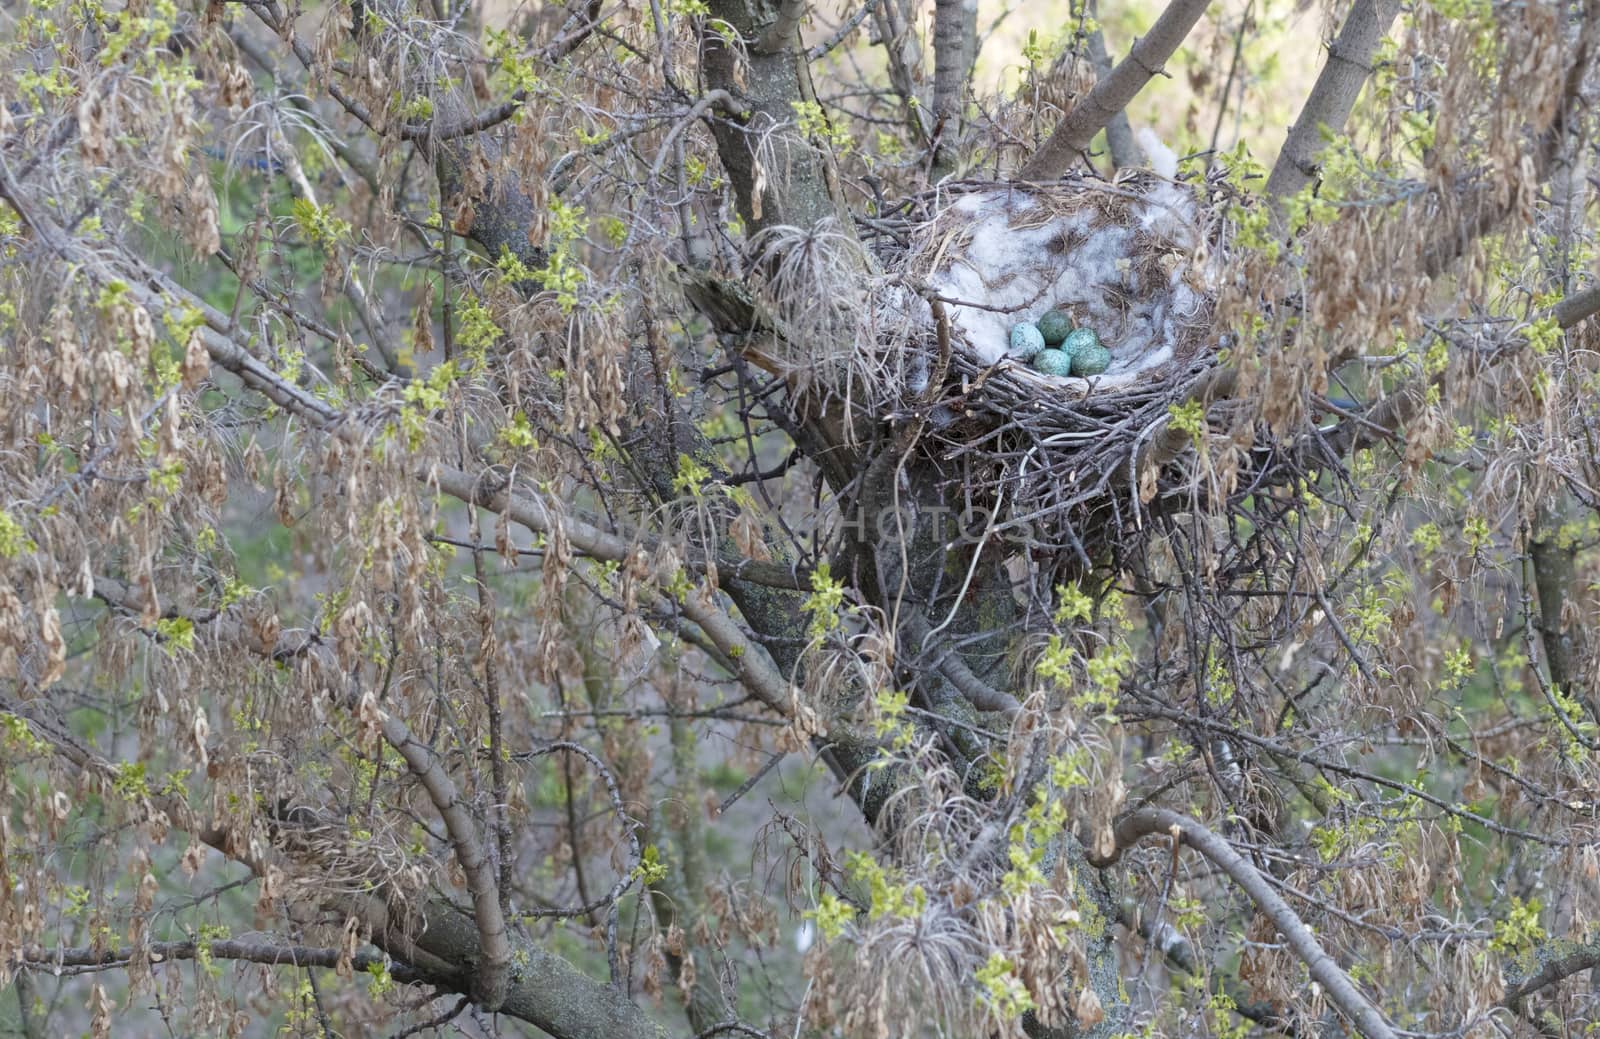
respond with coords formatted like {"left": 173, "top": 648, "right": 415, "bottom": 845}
{"left": 930, "top": 0, "right": 975, "bottom": 178}
{"left": 1527, "top": 510, "right": 1577, "bottom": 701}
{"left": 376, "top": 713, "right": 512, "bottom": 1010}
{"left": 13, "top": 940, "right": 422, "bottom": 981}
{"left": 1553, "top": 284, "right": 1600, "bottom": 329}
{"left": 1084, "top": 4, "right": 1142, "bottom": 172}
{"left": 903, "top": 612, "right": 1021, "bottom": 716}
{"left": 1090, "top": 807, "right": 1399, "bottom": 1039}
{"left": 1017, "top": 0, "right": 1210, "bottom": 181}
{"left": 0, "top": 167, "right": 776, "bottom": 1039}
{"left": 755, "top": 0, "right": 808, "bottom": 53}
{"left": 806, "top": 0, "right": 881, "bottom": 61}
{"left": 1264, "top": 0, "right": 1401, "bottom": 202}
{"left": 1500, "top": 939, "right": 1600, "bottom": 1015}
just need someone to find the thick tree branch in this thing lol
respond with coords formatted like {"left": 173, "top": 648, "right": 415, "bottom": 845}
{"left": 1264, "top": 0, "right": 1401, "bottom": 202}
{"left": 1500, "top": 940, "right": 1600, "bottom": 1015}
{"left": 1119, "top": 905, "right": 1304, "bottom": 1036}
{"left": 352, "top": 897, "right": 674, "bottom": 1039}
{"left": 755, "top": 0, "right": 808, "bottom": 53}
{"left": 930, "top": 0, "right": 975, "bottom": 178}
{"left": 903, "top": 612, "right": 1021, "bottom": 717}
{"left": 1553, "top": 284, "right": 1600, "bottom": 329}
{"left": 1017, "top": 0, "right": 1210, "bottom": 181}
{"left": 1528, "top": 510, "right": 1576, "bottom": 701}
{"left": 376, "top": 713, "right": 512, "bottom": 1010}
{"left": 1091, "top": 807, "right": 1399, "bottom": 1039}
{"left": 702, "top": 0, "right": 844, "bottom": 233}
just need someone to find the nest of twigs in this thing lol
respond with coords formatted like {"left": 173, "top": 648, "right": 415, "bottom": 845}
{"left": 859, "top": 172, "right": 1230, "bottom": 568}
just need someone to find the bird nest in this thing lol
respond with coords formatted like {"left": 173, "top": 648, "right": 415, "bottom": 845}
{"left": 858, "top": 172, "right": 1230, "bottom": 566}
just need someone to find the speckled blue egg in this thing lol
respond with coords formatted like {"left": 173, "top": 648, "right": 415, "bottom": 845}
{"left": 1036, "top": 310, "right": 1073, "bottom": 346}
{"left": 1032, "top": 348, "right": 1074, "bottom": 377}
{"left": 1009, "top": 322, "right": 1046, "bottom": 359}
{"left": 1061, "top": 327, "right": 1101, "bottom": 356}
{"left": 1072, "top": 343, "right": 1112, "bottom": 377}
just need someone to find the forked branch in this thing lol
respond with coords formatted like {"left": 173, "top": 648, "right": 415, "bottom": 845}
{"left": 1091, "top": 807, "right": 1399, "bottom": 1039}
{"left": 756, "top": 0, "right": 808, "bottom": 52}
{"left": 377, "top": 714, "right": 512, "bottom": 1010}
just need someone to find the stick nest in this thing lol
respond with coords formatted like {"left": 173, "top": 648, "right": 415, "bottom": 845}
{"left": 862, "top": 172, "right": 1232, "bottom": 567}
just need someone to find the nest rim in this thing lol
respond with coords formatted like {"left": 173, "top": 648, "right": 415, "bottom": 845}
{"left": 891, "top": 173, "right": 1225, "bottom": 426}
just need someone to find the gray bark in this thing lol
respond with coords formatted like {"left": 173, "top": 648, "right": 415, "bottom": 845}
{"left": 1264, "top": 0, "right": 1402, "bottom": 202}
{"left": 1095, "top": 808, "right": 1398, "bottom": 1039}
{"left": 701, "top": 0, "right": 843, "bottom": 233}
{"left": 1018, "top": 0, "right": 1210, "bottom": 180}
{"left": 931, "top": 0, "right": 976, "bottom": 179}
{"left": 1084, "top": 5, "right": 1142, "bottom": 171}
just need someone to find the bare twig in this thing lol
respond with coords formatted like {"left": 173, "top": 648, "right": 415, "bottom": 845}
{"left": 807, "top": 0, "right": 881, "bottom": 60}
{"left": 716, "top": 751, "right": 787, "bottom": 814}
{"left": 388, "top": 995, "right": 472, "bottom": 1039}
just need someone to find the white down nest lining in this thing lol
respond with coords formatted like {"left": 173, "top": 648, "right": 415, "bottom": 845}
{"left": 893, "top": 181, "right": 1216, "bottom": 396}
